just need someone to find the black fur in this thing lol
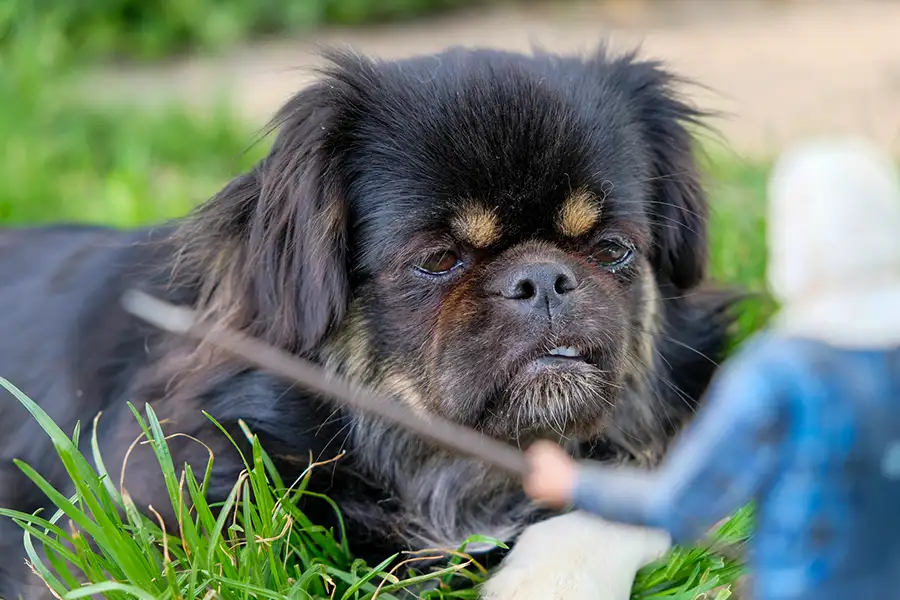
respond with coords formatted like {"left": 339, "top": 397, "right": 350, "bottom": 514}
{"left": 0, "top": 45, "right": 736, "bottom": 598}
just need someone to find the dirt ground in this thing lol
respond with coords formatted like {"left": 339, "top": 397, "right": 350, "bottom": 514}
{"left": 85, "top": 0, "right": 900, "bottom": 158}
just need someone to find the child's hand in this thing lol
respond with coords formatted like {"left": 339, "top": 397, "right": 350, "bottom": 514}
{"left": 523, "top": 440, "right": 577, "bottom": 509}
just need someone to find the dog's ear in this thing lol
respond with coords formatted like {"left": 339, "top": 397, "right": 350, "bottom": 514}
{"left": 174, "top": 85, "right": 349, "bottom": 354}
{"left": 615, "top": 54, "right": 710, "bottom": 290}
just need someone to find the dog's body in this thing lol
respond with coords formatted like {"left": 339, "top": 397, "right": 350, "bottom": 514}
{"left": 0, "top": 46, "right": 735, "bottom": 599}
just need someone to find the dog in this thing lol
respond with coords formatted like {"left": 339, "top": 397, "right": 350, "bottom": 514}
{"left": 0, "top": 44, "right": 736, "bottom": 599}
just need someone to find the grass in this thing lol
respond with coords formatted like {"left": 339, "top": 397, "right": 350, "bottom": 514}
{"left": 0, "top": 377, "right": 753, "bottom": 600}
{"left": 0, "top": 28, "right": 771, "bottom": 599}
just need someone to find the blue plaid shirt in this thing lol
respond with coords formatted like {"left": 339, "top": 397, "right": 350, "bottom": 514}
{"left": 572, "top": 332, "right": 900, "bottom": 600}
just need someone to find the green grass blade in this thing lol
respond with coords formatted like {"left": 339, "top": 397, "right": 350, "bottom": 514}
{"left": 64, "top": 581, "right": 159, "bottom": 600}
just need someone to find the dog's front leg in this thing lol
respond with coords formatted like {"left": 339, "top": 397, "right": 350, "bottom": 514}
{"left": 480, "top": 510, "right": 671, "bottom": 600}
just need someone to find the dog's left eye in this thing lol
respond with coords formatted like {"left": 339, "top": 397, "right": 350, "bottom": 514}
{"left": 415, "top": 250, "right": 463, "bottom": 276}
{"left": 591, "top": 240, "right": 633, "bottom": 268}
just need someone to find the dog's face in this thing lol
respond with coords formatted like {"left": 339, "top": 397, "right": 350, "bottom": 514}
{"left": 177, "top": 47, "right": 709, "bottom": 446}
{"left": 354, "top": 206, "right": 650, "bottom": 442}
{"left": 341, "top": 104, "right": 660, "bottom": 441}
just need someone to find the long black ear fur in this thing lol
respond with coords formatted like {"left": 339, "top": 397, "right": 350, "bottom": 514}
{"left": 172, "top": 85, "right": 349, "bottom": 354}
{"left": 612, "top": 52, "right": 711, "bottom": 290}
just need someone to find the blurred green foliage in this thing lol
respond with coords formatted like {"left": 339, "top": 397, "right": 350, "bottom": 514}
{"left": 1, "top": 0, "right": 487, "bottom": 64}
{"left": 0, "top": 22, "right": 266, "bottom": 226}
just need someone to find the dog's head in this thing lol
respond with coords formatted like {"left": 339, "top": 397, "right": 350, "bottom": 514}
{"left": 175, "top": 46, "right": 711, "bottom": 446}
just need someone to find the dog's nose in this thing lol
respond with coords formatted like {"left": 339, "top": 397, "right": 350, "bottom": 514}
{"left": 499, "top": 262, "right": 578, "bottom": 317}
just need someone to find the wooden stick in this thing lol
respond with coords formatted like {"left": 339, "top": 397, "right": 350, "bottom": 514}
{"left": 120, "top": 289, "right": 530, "bottom": 477}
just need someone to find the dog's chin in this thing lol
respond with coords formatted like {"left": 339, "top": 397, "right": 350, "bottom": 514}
{"left": 481, "top": 360, "right": 614, "bottom": 443}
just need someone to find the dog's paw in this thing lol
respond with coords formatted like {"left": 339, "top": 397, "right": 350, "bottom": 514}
{"left": 480, "top": 511, "right": 671, "bottom": 600}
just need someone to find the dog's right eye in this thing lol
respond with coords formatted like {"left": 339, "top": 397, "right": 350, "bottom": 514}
{"left": 415, "top": 250, "right": 463, "bottom": 276}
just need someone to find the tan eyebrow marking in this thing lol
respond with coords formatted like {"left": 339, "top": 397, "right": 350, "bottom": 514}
{"left": 451, "top": 202, "right": 501, "bottom": 248}
{"left": 556, "top": 189, "right": 601, "bottom": 238}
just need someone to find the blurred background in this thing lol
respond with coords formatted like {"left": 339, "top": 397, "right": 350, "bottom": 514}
{"left": 2, "top": 0, "right": 898, "bottom": 335}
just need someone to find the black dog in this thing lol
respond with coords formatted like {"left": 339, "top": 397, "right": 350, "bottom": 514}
{"left": 0, "top": 45, "right": 735, "bottom": 599}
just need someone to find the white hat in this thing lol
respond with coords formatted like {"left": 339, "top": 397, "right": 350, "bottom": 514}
{"left": 767, "top": 137, "right": 900, "bottom": 348}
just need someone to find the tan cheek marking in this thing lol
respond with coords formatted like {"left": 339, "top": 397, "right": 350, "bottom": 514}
{"left": 451, "top": 203, "right": 501, "bottom": 248}
{"left": 320, "top": 302, "right": 374, "bottom": 383}
{"left": 380, "top": 369, "right": 429, "bottom": 413}
{"left": 322, "top": 307, "right": 431, "bottom": 414}
{"left": 635, "top": 260, "right": 660, "bottom": 371}
{"left": 557, "top": 189, "right": 601, "bottom": 238}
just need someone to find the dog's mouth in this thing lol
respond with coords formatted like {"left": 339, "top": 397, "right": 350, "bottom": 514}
{"left": 546, "top": 345, "right": 584, "bottom": 359}
{"left": 539, "top": 345, "right": 588, "bottom": 363}
{"left": 521, "top": 344, "right": 596, "bottom": 375}
{"left": 471, "top": 339, "right": 614, "bottom": 441}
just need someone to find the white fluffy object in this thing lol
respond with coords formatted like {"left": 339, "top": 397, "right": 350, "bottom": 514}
{"left": 480, "top": 510, "right": 671, "bottom": 600}
{"left": 767, "top": 137, "right": 900, "bottom": 348}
